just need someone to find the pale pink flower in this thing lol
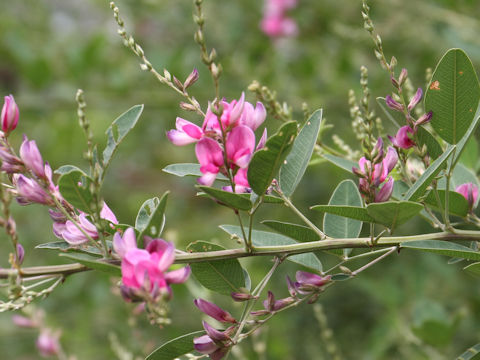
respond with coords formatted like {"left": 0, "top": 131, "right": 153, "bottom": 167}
{"left": 19, "top": 135, "right": 46, "bottom": 179}
{"left": 456, "top": 182, "right": 479, "bottom": 210}
{"left": 36, "top": 331, "right": 60, "bottom": 357}
{"left": 166, "top": 117, "right": 204, "bottom": 145}
{"left": 1, "top": 95, "right": 19, "bottom": 134}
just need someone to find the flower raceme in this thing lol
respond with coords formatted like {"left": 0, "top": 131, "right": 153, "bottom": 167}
{"left": 113, "top": 228, "right": 190, "bottom": 301}
{"left": 167, "top": 93, "right": 267, "bottom": 192}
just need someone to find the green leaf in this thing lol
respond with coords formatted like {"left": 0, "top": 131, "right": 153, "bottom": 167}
{"left": 261, "top": 220, "right": 319, "bottom": 242}
{"left": 458, "top": 136, "right": 479, "bottom": 170}
{"left": 36, "top": 241, "right": 105, "bottom": 256}
{"left": 311, "top": 205, "right": 374, "bottom": 222}
{"left": 451, "top": 105, "right": 480, "bottom": 168}
{"left": 220, "top": 225, "right": 322, "bottom": 272}
{"left": 376, "top": 97, "right": 401, "bottom": 128}
{"left": 197, "top": 186, "right": 252, "bottom": 211}
{"left": 324, "top": 180, "right": 363, "bottom": 239}
{"left": 102, "top": 104, "right": 144, "bottom": 170}
{"left": 248, "top": 121, "right": 297, "bottom": 195}
{"left": 145, "top": 331, "right": 205, "bottom": 360}
{"left": 416, "top": 126, "right": 444, "bottom": 160}
{"left": 401, "top": 240, "right": 480, "bottom": 261}
{"left": 463, "top": 262, "right": 480, "bottom": 278}
{"left": 456, "top": 343, "right": 480, "bottom": 360}
{"left": 392, "top": 180, "right": 410, "bottom": 200}
{"left": 163, "top": 163, "right": 228, "bottom": 181}
{"left": 424, "top": 190, "right": 469, "bottom": 217}
{"left": 322, "top": 154, "right": 357, "bottom": 173}
{"left": 59, "top": 253, "right": 121, "bottom": 276}
{"left": 54, "top": 165, "right": 81, "bottom": 176}
{"left": 366, "top": 201, "right": 423, "bottom": 231}
{"left": 425, "top": 48, "right": 480, "bottom": 144}
{"left": 403, "top": 146, "right": 455, "bottom": 201}
{"left": 331, "top": 273, "right": 351, "bottom": 281}
{"left": 135, "top": 192, "right": 169, "bottom": 243}
{"left": 58, "top": 167, "right": 94, "bottom": 213}
{"left": 187, "top": 241, "right": 245, "bottom": 295}
{"left": 279, "top": 109, "right": 322, "bottom": 197}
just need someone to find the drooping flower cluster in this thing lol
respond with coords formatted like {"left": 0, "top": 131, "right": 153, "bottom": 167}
{"left": 353, "top": 138, "right": 398, "bottom": 203}
{"left": 385, "top": 69, "right": 433, "bottom": 150}
{"left": 193, "top": 299, "right": 237, "bottom": 360}
{"left": 456, "top": 182, "right": 479, "bottom": 212}
{"left": 113, "top": 228, "right": 190, "bottom": 302}
{"left": 260, "top": 0, "right": 298, "bottom": 38}
{"left": 167, "top": 93, "right": 267, "bottom": 193}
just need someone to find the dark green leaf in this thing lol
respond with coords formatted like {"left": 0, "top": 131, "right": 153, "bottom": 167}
{"left": 403, "top": 146, "right": 455, "bottom": 201}
{"left": 197, "top": 186, "right": 252, "bottom": 211}
{"left": 145, "top": 331, "right": 205, "bottom": 360}
{"left": 322, "top": 154, "right": 357, "bottom": 173}
{"left": 458, "top": 136, "right": 479, "bottom": 170}
{"left": 103, "top": 104, "right": 144, "bottom": 170}
{"left": 261, "top": 220, "right": 319, "bottom": 242}
{"left": 366, "top": 201, "right": 423, "bottom": 230}
{"left": 402, "top": 240, "right": 480, "bottom": 261}
{"left": 187, "top": 241, "right": 245, "bottom": 295}
{"left": 416, "top": 126, "right": 444, "bottom": 160}
{"left": 220, "top": 225, "right": 322, "bottom": 272}
{"left": 424, "top": 190, "right": 469, "bottom": 217}
{"left": 59, "top": 253, "right": 120, "bottom": 276}
{"left": 58, "top": 167, "right": 93, "bottom": 213}
{"left": 135, "top": 192, "right": 169, "bottom": 243}
{"left": 425, "top": 48, "right": 480, "bottom": 144}
{"left": 248, "top": 121, "right": 297, "bottom": 195}
{"left": 311, "top": 205, "right": 374, "bottom": 222}
{"left": 279, "top": 109, "right": 322, "bottom": 197}
{"left": 451, "top": 105, "right": 480, "bottom": 168}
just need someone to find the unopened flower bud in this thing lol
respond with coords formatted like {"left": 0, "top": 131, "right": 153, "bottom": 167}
{"left": 385, "top": 95, "right": 403, "bottom": 112}
{"left": 16, "top": 244, "right": 24, "bottom": 265}
{"left": 12, "top": 314, "right": 37, "bottom": 328}
{"left": 179, "top": 102, "right": 197, "bottom": 112}
{"left": 173, "top": 76, "right": 184, "bottom": 91}
{"left": 194, "top": 299, "right": 237, "bottom": 323}
{"left": 398, "top": 68, "right": 408, "bottom": 86}
{"left": 231, "top": 291, "right": 256, "bottom": 302}
{"left": 184, "top": 68, "right": 199, "bottom": 89}
{"left": 36, "top": 331, "right": 60, "bottom": 357}
{"left": 1, "top": 95, "right": 19, "bottom": 134}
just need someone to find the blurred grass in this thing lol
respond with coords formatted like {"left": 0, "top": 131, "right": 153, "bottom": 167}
{"left": 1, "top": 0, "right": 480, "bottom": 358}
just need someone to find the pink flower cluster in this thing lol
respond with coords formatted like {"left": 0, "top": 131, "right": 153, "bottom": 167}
{"left": 261, "top": 0, "right": 298, "bottom": 38}
{"left": 353, "top": 138, "right": 398, "bottom": 203}
{"left": 113, "top": 228, "right": 190, "bottom": 301}
{"left": 167, "top": 93, "right": 267, "bottom": 193}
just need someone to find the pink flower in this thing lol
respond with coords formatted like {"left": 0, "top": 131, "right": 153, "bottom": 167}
{"left": 239, "top": 102, "right": 266, "bottom": 131}
{"left": 385, "top": 95, "right": 403, "bottom": 112}
{"left": 36, "top": 331, "right": 60, "bottom": 357}
{"left": 294, "top": 271, "right": 331, "bottom": 294}
{"left": 226, "top": 125, "right": 256, "bottom": 168}
{"left": 1, "top": 95, "right": 19, "bottom": 134}
{"left": 456, "top": 182, "right": 479, "bottom": 211}
{"left": 202, "top": 94, "right": 246, "bottom": 134}
{"left": 375, "top": 177, "right": 394, "bottom": 203}
{"left": 166, "top": 117, "right": 204, "bottom": 145}
{"left": 14, "top": 174, "right": 53, "bottom": 206}
{"left": 388, "top": 126, "right": 415, "bottom": 149}
{"left": 408, "top": 88, "right": 423, "bottom": 111}
{"left": 113, "top": 228, "right": 190, "bottom": 300}
{"left": 194, "top": 299, "right": 237, "bottom": 323}
{"left": 193, "top": 321, "right": 235, "bottom": 360}
{"left": 195, "top": 137, "right": 224, "bottom": 186}
{"left": 261, "top": 16, "right": 298, "bottom": 38}
{"left": 61, "top": 213, "right": 99, "bottom": 245}
{"left": 19, "top": 135, "right": 46, "bottom": 179}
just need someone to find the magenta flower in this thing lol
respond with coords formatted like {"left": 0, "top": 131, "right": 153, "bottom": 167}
{"left": 167, "top": 117, "right": 204, "bottom": 146}
{"left": 385, "top": 95, "right": 403, "bottom": 112}
{"left": 113, "top": 228, "right": 190, "bottom": 300}
{"left": 202, "top": 94, "right": 245, "bottom": 134}
{"left": 14, "top": 174, "right": 54, "bottom": 206}
{"left": 226, "top": 125, "right": 256, "bottom": 168}
{"left": 1, "top": 95, "right": 19, "bottom": 134}
{"left": 19, "top": 135, "right": 46, "bottom": 179}
{"left": 195, "top": 137, "right": 224, "bottom": 186}
{"left": 261, "top": 0, "right": 298, "bottom": 38}
{"left": 36, "top": 331, "right": 60, "bottom": 357}
{"left": 239, "top": 101, "right": 266, "bottom": 131}
{"left": 374, "top": 177, "right": 394, "bottom": 203}
{"left": 415, "top": 111, "right": 433, "bottom": 128}
{"left": 194, "top": 299, "right": 237, "bottom": 323}
{"left": 193, "top": 321, "right": 235, "bottom": 360}
{"left": 294, "top": 271, "right": 331, "bottom": 294}
{"left": 388, "top": 126, "right": 415, "bottom": 149}
{"left": 456, "top": 182, "right": 479, "bottom": 211}
{"left": 61, "top": 213, "right": 99, "bottom": 245}
{"left": 407, "top": 88, "right": 423, "bottom": 111}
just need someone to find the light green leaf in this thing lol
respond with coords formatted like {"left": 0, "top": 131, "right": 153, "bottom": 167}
{"left": 220, "top": 225, "right": 322, "bottom": 272}
{"left": 366, "top": 201, "right": 423, "bottom": 230}
{"left": 424, "top": 190, "right": 469, "bottom": 217}
{"left": 425, "top": 48, "right": 480, "bottom": 144}
{"left": 58, "top": 167, "right": 93, "bottom": 213}
{"left": 197, "top": 186, "right": 252, "bottom": 211}
{"left": 261, "top": 220, "right": 320, "bottom": 242}
{"left": 163, "top": 163, "right": 227, "bottom": 181}
{"left": 102, "top": 104, "right": 144, "bottom": 170}
{"left": 248, "top": 121, "right": 298, "bottom": 195}
{"left": 403, "top": 146, "right": 455, "bottom": 201}
{"left": 311, "top": 205, "right": 374, "bottom": 222}
{"left": 322, "top": 154, "right": 357, "bottom": 173}
{"left": 463, "top": 262, "right": 480, "bottom": 278}
{"left": 145, "top": 331, "right": 205, "bottom": 360}
{"left": 279, "top": 109, "right": 322, "bottom": 197}
{"left": 401, "top": 240, "right": 480, "bottom": 261}
{"left": 135, "top": 192, "right": 169, "bottom": 243}
{"left": 187, "top": 241, "right": 245, "bottom": 295}
{"left": 416, "top": 126, "right": 444, "bottom": 160}
{"left": 54, "top": 165, "right": 81, "bottom": 176}
{"left": 36, "top": 241, "right": 105, "bottom": 257}
{"left": 392, "top": 180, "right": 410, "bottom": 200}
{"left": 451, "top": 105, "right": 480, "bottom": 168}
{"left": 59, "top": 253, "right": 121, "bottom": 276}
{"left": 456, "top": 343, "right": 480, "bottom": 360}
{"left": 458, "top": 136, "right": 479, "bottom": 170}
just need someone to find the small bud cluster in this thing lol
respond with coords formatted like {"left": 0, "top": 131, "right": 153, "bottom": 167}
{"left": 248, "top": 80, "right": 292, "bottom": 122}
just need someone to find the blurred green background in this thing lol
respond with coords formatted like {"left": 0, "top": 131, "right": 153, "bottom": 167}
{"left": 1, "top": 0, "right": 480, "bottom": 359}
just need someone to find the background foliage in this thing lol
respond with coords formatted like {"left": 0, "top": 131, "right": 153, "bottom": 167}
{"left": 1, "top": 0, "right": 480, "bottom": 358}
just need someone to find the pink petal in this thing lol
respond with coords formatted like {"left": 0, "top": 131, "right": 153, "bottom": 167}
{"left": 165, "top": 266, "right": 191, "bottom": 284}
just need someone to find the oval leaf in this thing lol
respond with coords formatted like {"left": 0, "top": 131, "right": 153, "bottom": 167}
{"left": 36, "top": 241, "right": 104, "bottom": 257}
{"left": 261, "top": 220, "right": 319, "bottom": 242}
{"left": 401, "top": 240, "right": 480, "bottom": 261}
{"left": 463, "top": 262, "right": 480, "bottom": 278}
{"left": 187, "top": 241, "right": 246, "bottom": 296}
{"left": 366, "top": 201, "right": 423, "bottom": 231}
{"left": 197, "top": 186, "right": 252, "bottom": 211}
{"left": 322, "top": 154, "right": 357, "bottom": 173}
{"left": 248, "top": 121, "right": 297, "bottom": 195}
{"left": 58, "top": 167, "right": 93, "bottom": 213}
{"left": 279, "top": 109, "right": 322, "bottom": 197}
{"left": 220, "top": 225, "right": 322, "bottom": 272}
{"left": 163, "top": 163, "right": 227, "bottom": 181}
{"left": 146, "top": 331, "right": 205, "bottom": 360}
{"left": 424, "top": 190, "right": 469, "bottom": 218}
{"left": 135, "top": 192, "right": 169, "bottom": 243}
{"left": 311, "top": 205, "right": 374, "bottom": 222}
{"left": 425, "top": 48, "right": 480, "bottom": 144}
{"left": 416, "top": 126, "right": 444, "bottom": 160}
